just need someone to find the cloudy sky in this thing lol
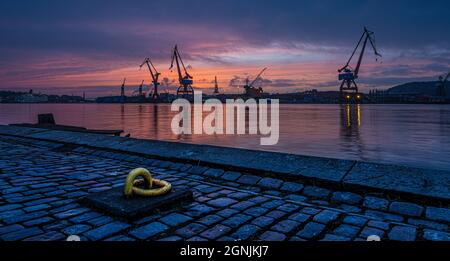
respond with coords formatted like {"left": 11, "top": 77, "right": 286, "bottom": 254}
{"left": 1, "top": 0, "right": 449, "bottom": 97}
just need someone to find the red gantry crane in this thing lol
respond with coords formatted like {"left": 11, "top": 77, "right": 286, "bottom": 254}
{"left": 338, "top": 27, "right": 381, "bottom": 101}
{"left": 140, "top": 58, "right": 161, "bottom": 99}
{"left": 170, "top": 45, "right": 194, "bottom": 97}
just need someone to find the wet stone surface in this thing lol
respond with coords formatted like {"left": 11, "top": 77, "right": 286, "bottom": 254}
{"left": 0, "top": 135, "right": 449, "bottom": 241}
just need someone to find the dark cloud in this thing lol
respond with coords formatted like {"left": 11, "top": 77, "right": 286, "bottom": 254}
{"left": 252, "top": 77, "right": 272, "bottom": 87}
{"left": 2, "top": 1, "right": 449, "bottom": 57}
{"left": 228, "top": 76, "right": 245, "bottom": 87}
{"left": 228, "top": 75, "right": 327, "bottom": 90}
{"left": 422, "top": 63, "right": 450, "bottom": 73}
{"left": 161, "top": 77, "right": 177, "bottom": 87}
{"left": 270, "top": 79, "right": 298, "bottom": 88}
{"left": 307, "top": 81, "right": 340, "bottom": 89}
{"left": 2, "top": 1, "right": 449, "bottom": 48}
{"left": 371, "top": 63, "right": 450, "bottom": 78}
{"left": 358, "top": 76, "right": 439, "bottom": 88}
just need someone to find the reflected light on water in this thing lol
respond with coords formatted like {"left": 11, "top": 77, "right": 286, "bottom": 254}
{"left": 1, "top": 103, "right": 450, "bottom": 171}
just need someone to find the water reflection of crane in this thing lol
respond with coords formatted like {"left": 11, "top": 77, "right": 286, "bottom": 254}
{"left": 120, "top": 104, "right": 125, "bottom": 133}
{"left": 152, "top": 104, "right": 159, "bottom": 137}
{"left": 338, "top": 27, "right": 381, "bottom": 102}
{"left": 340, "top": 104, "right": 367, "bottom": 159}
{"left": 170, "top": 45, "right": 194, "bottom": 98}
{"left": 343, "top": 104, "right": 361, "bottom": 129}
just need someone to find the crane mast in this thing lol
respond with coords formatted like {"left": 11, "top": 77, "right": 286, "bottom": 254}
{"left": 140, "top": 58, "right": 161, "bottom": 99}
{"left": 138, "top": 80, "right": 144, "bottom": 97}
{"left": 437, "top": 72, "right": 450, "bottom": 97}
{"left": 170, "top": 45, "right": 194, "bottom": 97}
{"left": 213, "top": 76, "right": 219, "bottom": 94}
{"left": 120, "top": 78, "right": 126, "bottom": 103}
{"left": 338, "top": 27, "right": 381, "bottom": 101}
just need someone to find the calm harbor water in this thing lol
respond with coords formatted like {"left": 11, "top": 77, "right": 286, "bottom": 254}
{"left": 1, "top": 103, "right": 449, "bottom": 171}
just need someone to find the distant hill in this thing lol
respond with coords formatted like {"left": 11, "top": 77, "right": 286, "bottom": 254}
{"left": 388, "top": 81, "right": 450, "bottom": 96}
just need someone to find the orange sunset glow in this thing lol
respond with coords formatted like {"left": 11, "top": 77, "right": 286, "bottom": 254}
{"left": 1, "top": 1, "right": 449, "bottom": 98}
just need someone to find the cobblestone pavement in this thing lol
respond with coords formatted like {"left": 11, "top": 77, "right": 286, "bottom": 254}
{"left": 0, "top": 135, "right": 449, "bottom": 241}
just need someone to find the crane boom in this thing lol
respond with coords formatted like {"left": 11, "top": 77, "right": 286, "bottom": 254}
{"left": 444, "top": 72, "right": 450, "bottom": 82}
{"left": 339, "top": 33, "right": 365, "bottom": 72}
{"left": 140, "top": 58, "right": 160, "bottom": 84}
{"left": 367, "top": 32, "right": 381, "bottom": 57}
{"left": 140, "top": 58, "right": 161, "bottom": 99}
{"left": 170, "top": 45, "right": 193, "bottom": 84}
{"left": 170, "top": 45, "right": 194, "bottom": 97}
{"left": 250, "top": 67, "right": 267, "bottom": 87}
{"left": 170, "top": 46, "right": 183, "bottom": 83}
{"left": 339, "top": 27, "right": 381, "bottom": 77}
{"left": 242, "top": 68, "right": 267, "bottom": 98}
{"left": 354, "top": 28, "right": 381, "bottom": 77}
{"left": 436, "top": 72, "right": 450, "bottom": 97}
{"left": 354, "top": 35, "right": 369, "bottom": 77}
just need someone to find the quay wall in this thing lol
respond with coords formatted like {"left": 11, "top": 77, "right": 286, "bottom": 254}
{"left": 0, "top": 125, "right": 449, "bottom": 203}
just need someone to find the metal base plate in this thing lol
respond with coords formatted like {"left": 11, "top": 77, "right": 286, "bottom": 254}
{"left": 79, "top": 187, "right": 193, "bottom": 220}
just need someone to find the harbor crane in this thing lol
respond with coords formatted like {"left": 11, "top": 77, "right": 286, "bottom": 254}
{"left": 213, "top": 76, "right": 219, "bottom": 94}
{"left": 120, "top": 78, "right": 126, "bottom": 97}
{"left": 338, "top": 27, "right": 381, "bottom": 100}
{"left": 137, "top": 80, "right": 144, "bottom": 97}
{"left": 437, "top": 72, "right": 449, "bottom": 97}
{"left": 120, "top": 78, "right": 126, "bottom": 103}
{"left": 243, "top": 67, "right": 267, "bottom": 98}
{"left": 140, "top": 58, "right": 161, "bottom": 99}
{"left": 169, "top": 45, "right": 194, "bottom": 97}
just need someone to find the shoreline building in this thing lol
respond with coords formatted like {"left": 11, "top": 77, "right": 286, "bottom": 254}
{"left": 15, "top": 89, "right": 48, "bottom": 103}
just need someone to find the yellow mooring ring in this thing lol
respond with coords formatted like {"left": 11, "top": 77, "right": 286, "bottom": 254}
{"left": 123, "top": 168, "right": 172, "bottom": 198}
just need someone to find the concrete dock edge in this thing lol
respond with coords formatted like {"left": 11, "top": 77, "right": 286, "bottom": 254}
{"left": 0, "top": 125, "right": 449, "bottom": 203}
